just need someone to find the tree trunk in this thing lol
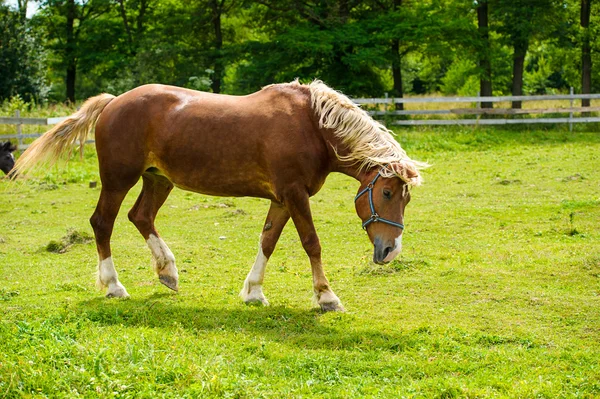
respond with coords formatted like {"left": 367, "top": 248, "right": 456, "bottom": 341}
{"left": 581, "top": 0, "right": 592, "bottom": 108}
{"left": 16, "top": 0, "right": 28, "bottom": 21}
{"left": 117, "top": 0, "right": 134, "bottom": 49}
{"left": 477, "top": 0, "right": 493, "bottom": 108}
{"left": 391, "top": 39, "right": 404, "bottom": 111}
{"left": 391, "top": 0, "right": 404, "bottom": 111}
{"left": 511, "top": 43, "right": 527, "bottom": 109}
{"left": 338, "top": 0, "right": 349, "bottom": 21}
{"left": 210, "top": 0, "right": 223, "bottom": 94}
{"left": 137, "top": 0, "right": 148, "bottom": 36}
{"left": 65, "top": 0, "right": 76, "bottom": 103}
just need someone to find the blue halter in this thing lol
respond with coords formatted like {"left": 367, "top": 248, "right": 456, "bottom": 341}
{"left": 354, "top": 169, "right": 405, "bottom": 230}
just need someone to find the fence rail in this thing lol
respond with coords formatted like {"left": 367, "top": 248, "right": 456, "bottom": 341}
{"left": 354, "top": 93, "right": 600, "bottom": 104}
{"left": 1, "top": 92, "right": 599, "bottom": 146}
{"left": 0, "top": 110, "right": 68, "bottom": 149}
{"left": 357, "top": 91, "right": 600, "bottom": 128}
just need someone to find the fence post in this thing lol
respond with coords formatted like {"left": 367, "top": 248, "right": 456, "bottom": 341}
{"left": 15, "top": 110, "right": 23, "bottom": 148}
{"left": 383, "top": 92, "right": 390, "bottom": 126}
{"left": 569, "top": 87, "right": 574, "bottom": 133}
{"left": 477, "top": 91, "right": 481, "bottom": 109}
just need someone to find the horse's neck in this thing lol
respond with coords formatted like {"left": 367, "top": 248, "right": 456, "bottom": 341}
{"left": 320, "top": 129, "right": 371, "bottom": 183}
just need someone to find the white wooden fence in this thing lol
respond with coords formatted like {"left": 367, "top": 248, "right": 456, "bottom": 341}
{"left": 1, "top": 92, "right": 599, "bottom": 149}
{"left": 357, "top": 91, "right": 600, "bottom": 129}
{"left": 0, "top": 110, "right": 67, "bottom": 149}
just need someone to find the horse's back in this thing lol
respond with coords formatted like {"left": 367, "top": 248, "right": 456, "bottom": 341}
{"left": 94, "top": 84, "right": 329, "bottom": 199}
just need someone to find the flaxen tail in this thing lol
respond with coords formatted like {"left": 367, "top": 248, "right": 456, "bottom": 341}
{"left": 11, "top": 93, "right": 115, "bottom": 178}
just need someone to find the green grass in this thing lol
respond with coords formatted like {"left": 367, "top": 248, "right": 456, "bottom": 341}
{"left": 1, "top": 127, "right": 599, "bottom": 398}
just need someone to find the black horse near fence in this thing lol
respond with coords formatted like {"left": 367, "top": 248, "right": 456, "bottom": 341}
{"left": 0, "top": 142, "right": 16, "bottom": 175}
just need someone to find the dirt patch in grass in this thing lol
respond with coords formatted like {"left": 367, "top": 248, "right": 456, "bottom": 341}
{"left": 496, "top": 179, "right": 522, "bottom": 185}
{"left": 0, "top": 289, "right": 19, "bottom": 301}
{"left": 360, "top": 257, "right": 431, "bottom": 276}
{"left": 45, "top": 229, "right": 93, "bottom": 253}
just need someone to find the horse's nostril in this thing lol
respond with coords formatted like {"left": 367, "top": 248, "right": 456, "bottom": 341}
{"left": 382, "top": 246, "right": 392, "bottom": 260}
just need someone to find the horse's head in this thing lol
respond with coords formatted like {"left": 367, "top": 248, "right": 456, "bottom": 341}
{"left": 355, "top": 162, "right": 421, "bottom": 264}
{"left": 0, "top": 141, "right": 17, "bottom": 176}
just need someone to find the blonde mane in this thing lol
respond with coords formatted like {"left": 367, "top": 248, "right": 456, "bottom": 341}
{"left": 267, "top": 80, "right": 426, "bottom": 186}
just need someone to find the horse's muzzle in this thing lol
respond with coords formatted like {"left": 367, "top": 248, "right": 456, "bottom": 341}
{"left": 373, "top": 236, "right": 397, "bottom": 265}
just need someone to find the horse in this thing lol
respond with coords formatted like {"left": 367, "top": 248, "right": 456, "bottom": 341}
{"left": 0, "top": 141, "right": 17, "bottom": 175}
{"left": 12, "top": 80, "right": 426, "bottom": 312}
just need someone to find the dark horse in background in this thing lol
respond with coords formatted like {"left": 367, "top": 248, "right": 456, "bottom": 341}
{"left": 0, "top": 141, "right": 17, "bottom": 175}
{"left": 13, "top": 80, "right": 426, "bottom": 311}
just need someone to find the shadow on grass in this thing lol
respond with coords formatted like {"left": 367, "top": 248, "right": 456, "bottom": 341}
{"left": 73, "top": 296, "right": 428, "bottom": 352}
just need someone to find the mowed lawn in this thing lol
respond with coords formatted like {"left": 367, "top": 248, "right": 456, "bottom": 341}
{"left": 0, "top": 128, "right": 599, "bottom": 398}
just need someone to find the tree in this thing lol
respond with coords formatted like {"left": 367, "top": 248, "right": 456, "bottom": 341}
{"left": 493, "top": 0, "right": 561, "bottom": 108}
{"left": 234, "top": 0, "right": 387, "bottom": 96}
{"left": 365, "top": 0, "right": 414, "bottom": 110}
{"left": 0, "top": 4, "right": 47, "bottom": 102}
{"left": 208, "top": 0, "right": 225, "bottom": 93}
{"left": 190, "top": 0, "right": 237, "bottom": 94}
{"left": 35, "top": 0, "right": 111, "bottom": 102}
{"left": 8, "top": 0, "right": 587, "bottom": 104}
{"left": 16, "top": 0, "right": 28, "bottom": 21}
{"left": 581, "top": 0, "right": 592, "bottom": 107}
{"left": 115, "top": 0, "right": 150, "bottom": 57}
{"left": 477, "top": 0, "right": 493, "bottom": 107}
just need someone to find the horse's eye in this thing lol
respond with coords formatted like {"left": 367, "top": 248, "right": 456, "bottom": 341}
{"left": 383, "top": 189, "right": 392, "bottom": 199}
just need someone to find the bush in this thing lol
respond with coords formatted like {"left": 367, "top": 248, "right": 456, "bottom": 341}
{"left": 440, "top": 58, "right": 479, "bottom": 96}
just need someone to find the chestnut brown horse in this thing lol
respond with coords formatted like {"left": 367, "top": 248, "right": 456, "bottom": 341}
{"left": 13, "top": 80, "right": 425, "bottom": 311}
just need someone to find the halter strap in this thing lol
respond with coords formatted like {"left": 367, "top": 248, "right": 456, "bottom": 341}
{"left": 354, "top": 169, "right": 405, "bottom": 230}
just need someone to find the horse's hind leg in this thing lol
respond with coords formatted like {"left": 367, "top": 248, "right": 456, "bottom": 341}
{"left": 128, "top": 173, "right": 178, "bottom": 291}
{"left": 90, "top": 188, "right": 132, "bottom": 298}
{"left": 240, "top": 201, "right": 290, "bottom": 306}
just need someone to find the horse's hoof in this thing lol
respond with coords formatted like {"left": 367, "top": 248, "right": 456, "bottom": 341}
{"left": 320, "top": 302, "right": 345, "bottom": 312}
{"left": 159, "top": 275, "right": 179, "bottom": 291}
{"left": 105, "top": 285, "right": 130, "bottom": 298}
{"left": 244, "top": 296, "right": 269, "bottom": 307}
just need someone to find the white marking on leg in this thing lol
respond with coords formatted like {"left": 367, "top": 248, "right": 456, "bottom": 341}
{"left": 146, "top": 234, "right": 178, "bottom": 289}
{"left": 240, "top": 237, "right": 269, "bottom": 305}
{"left": 96, "top": 256, "right": 129, "bottom": 298}
{"left": 383, "top": 234, "right": 403, "bottom": 263}
{"left": 146, "top": 234, "right": 175, "bottom": 272}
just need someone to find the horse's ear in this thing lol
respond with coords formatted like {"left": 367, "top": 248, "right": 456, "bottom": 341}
{"left": 390, "top": 160, "right": 422, "bottom": 186}
{"left": 8, "top": 142, "right": 17, "bottom": 152}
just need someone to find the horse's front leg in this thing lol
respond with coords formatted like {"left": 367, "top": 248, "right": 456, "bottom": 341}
{"left": 285, "top": 188, "right": 344, "bottom": 312}
{"left": 240, "top": 201, "right": 290, "bottom": 305}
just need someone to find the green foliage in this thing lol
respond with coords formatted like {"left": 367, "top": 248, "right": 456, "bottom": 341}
{"left": 1, "top": 94, "right": 31, "bottom": 114}
{"left": 0, "top": 4, "right": 48, "bottom": 102}
{"left": 232, "top": 3, "right": 391, "bottom": 96}
{"left": 188, "top": 71, "right": 214, "bottom": 92}
{"left": 524, "top": 54, "right": 554, "bottom": 94}
{"left": 440, "top": 58, "right": 479, "bottom": 96}
{"left": 3, "top": 0, "right": 600, "bottom": 102}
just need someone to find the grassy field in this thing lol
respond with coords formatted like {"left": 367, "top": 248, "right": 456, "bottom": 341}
{"left": 0, "top": 127, "right": 599, "bottom": 398}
